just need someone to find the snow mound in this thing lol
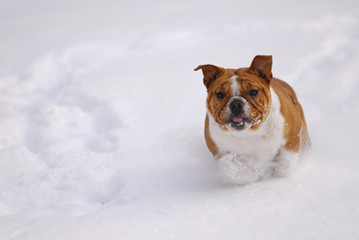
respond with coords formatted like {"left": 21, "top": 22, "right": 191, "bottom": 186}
{"left": 218, "top": 154, "right": 263, "bottom": 184}
{"left": 0, "top": 44, "right": 126, "bottom": 217}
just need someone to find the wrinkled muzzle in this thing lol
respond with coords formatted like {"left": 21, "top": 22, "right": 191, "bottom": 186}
{"left": 225, "top": 97, "right": 252, "bottom": 131}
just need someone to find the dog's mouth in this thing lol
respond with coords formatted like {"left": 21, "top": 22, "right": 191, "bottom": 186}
{"left": 226, "top": 116, "right": 251, "bottom": 130}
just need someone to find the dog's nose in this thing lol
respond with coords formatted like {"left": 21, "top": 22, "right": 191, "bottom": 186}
{"left": 230, "top": 99, "right": 244, "bottom": 115}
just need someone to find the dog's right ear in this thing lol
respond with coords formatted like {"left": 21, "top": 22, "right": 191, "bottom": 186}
{"left": 194, "top": 64, "right": 225, "bottom": 89}
{"left": 249, "top": 55, "right": 273, "bottom": 85}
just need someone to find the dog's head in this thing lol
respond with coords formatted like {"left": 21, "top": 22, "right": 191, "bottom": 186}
{"left": 195, "top": 55, "right": 273, "bottom": 131}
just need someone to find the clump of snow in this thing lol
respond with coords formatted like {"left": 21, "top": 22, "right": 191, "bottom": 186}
{"left": 217, "top": 154, "right": 262, "bottom": 184}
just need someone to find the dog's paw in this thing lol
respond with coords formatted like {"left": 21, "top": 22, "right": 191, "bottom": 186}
{"left": 273, "top": 148, "right": 299, "bottom": 177}
{"left": 217, "top": 154, "right": 261, "bottom": 184}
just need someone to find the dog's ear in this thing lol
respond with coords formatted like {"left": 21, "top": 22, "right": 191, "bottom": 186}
{"left": 194, "top": 64, "right": 225, "bottom": 89}
{"left": 249, "top": 55, "right": 273, "bottom": 84}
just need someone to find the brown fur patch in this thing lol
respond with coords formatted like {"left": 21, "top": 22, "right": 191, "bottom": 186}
{"left": 204, "top": 114, "right": 219, "bottom": 158}
{"left": 271, "top": 79, "right": 311, "bottom": 152}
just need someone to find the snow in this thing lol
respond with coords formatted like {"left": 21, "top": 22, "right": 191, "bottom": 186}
{"left": 0, "top": 0, "right": 359, "bottom": 239}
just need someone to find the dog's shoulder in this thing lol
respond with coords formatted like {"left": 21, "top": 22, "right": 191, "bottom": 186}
{"left": 271, "top": 78, "right": 298, "bottom": 105}
{"left": 271, "top": 78, "right": 306, "bottom": 152}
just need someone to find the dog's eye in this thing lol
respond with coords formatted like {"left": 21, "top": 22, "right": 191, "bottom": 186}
{"left": 216, "top": 92, "right": 225, "bottom": 99}
{"left": 248, "top": 89, "right": 259, "bottom": 97}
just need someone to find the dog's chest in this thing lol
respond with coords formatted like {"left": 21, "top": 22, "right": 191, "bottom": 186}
{"left": 208, "top": 88, "right": 286, "bottom": 161}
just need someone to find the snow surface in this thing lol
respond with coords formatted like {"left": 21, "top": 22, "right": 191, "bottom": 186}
{"left": 1, "top": 0, "right": 359, "bottom": 239}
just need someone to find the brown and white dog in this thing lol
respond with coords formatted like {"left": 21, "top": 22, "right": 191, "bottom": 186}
{"left": 195, "top": 55, "right": 311, "bottom": 183}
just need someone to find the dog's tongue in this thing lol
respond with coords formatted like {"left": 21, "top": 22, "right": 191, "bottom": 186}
{"left": 232, "top": 117, "right": 243, "bottom": 123}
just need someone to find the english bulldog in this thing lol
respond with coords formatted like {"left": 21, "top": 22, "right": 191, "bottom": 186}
{"left": 195, "top": 55, "right": 311, "bottom": 184}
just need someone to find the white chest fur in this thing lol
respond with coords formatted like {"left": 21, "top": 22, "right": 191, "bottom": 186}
{"left": 208, "top": 88, "right": 286, "bottom": 162}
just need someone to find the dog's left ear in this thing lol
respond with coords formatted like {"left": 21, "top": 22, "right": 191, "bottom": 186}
{"left": 194, "top": 64, "right": 225, "bottom": 89}
{"left": 249, "top": 55, "right": 273, "bottom": 84}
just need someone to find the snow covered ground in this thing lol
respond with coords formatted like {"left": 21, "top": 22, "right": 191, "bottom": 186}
{"left": 0, "top": 0, "right": 359, "bottom": 239}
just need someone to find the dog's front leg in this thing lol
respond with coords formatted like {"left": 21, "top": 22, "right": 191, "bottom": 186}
{"left": 273, "top": 148, "right": 299, "bottom": 177}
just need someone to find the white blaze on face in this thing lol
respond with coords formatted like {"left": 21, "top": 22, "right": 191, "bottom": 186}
{"left": 230, "top": 75, "right": 240, "bottom": 96}
{"left": 227, "top": 74, "right": 250, "bottom": 124}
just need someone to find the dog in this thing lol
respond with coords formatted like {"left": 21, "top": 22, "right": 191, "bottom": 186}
{"left": 195, "top": 55, "right": 311, "bottom": 183}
